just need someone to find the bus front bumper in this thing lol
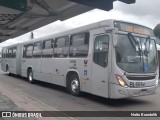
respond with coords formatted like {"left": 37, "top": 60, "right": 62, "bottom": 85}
{"left": 109, "top": 83, "right": 158, "bottom": 99}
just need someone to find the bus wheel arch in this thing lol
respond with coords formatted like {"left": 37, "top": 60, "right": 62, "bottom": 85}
{"left": 27, "top": 67, "right": 35, "bottom": 84}
{"left": 66, "top": 71, "right": 81, "bottom": 96}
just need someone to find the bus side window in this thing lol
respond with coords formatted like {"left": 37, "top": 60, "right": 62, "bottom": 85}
{"left": 54, "top": 36, "right": 69, "bottom": 58}
{"left": 42, "top": 39, "right": 53, "bottom": 58}
{"left": 26, "top": 44, "right": 33, "bottom": 58}
{"left": 5, "top": 49, "right": 8, "bottom": 58}
{"left": 12, "top": 47, "right": 17, "bottom": 58}
{"left": 8, "top": 48, "right": 13, "bottom": 58}
{"left": 69, "top": 32, "right": 89, "bottom": 57}
{"left": 23, "top": 45, "right": 26, "bottom": 58}
{"left": 2, "top": 49, "right": 6, "bottom": 58}
{"left": 93, "top": 35, "right": 109, "bottom": 67}
{"left": 33, "top": 42, "right": 42, "bottom": 58}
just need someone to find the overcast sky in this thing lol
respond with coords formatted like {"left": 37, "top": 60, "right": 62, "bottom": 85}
{"left": 0, "top": 0, "right": 160, "bottom": 50}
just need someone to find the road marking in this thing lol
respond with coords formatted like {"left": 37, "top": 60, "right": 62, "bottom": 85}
{"left": 0, "top": 80, "right": 77, "bottom": 120}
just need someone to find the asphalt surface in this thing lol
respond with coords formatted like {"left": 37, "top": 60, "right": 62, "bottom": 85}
{"left": 0, "top": 69, "right": 160, "bottom": 120}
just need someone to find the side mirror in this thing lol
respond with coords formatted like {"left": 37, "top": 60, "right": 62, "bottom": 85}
{"left": 113, "top": 30, "right": 119, "bottom": 47}
{"left": 104, "top": 28, "right": 119, "bottom": 47}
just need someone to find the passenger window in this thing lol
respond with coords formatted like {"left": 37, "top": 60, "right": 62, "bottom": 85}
{"left": 33, "top": 42, "right": 42, "bottom": 58}
{"left": 44, "top": 40, "right": 53, "bottom": 49}
{"left": 93, "top": 35, "right": 109, "bottom": 67}
{"left": 12, "top": 47, "right": 17, "bottom": 58}
{"left": 42, "top": 39, "right": 53, "bottom": 58}
{"left": 69, "top": 33, "right": 89, "bottom": 57}
{"left": 54, "top": 37, "right": 69, "bottom": 58}
{"left": 5, "top": 49, "right": 8, "bottom": 58}
{"left": 2, "top": 49, "right": 6, "bottom": 58}
{"left": 8, "top": 48, "right": 13, "bottom": 58}
{"left": 26, "top": 44, "right": 33, "bottom": 58}
{"left": 23, "top": 45, "right": 26, "bottom": 58}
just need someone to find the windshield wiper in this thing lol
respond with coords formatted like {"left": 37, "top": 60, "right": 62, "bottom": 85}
{"left": 128, "top": 33, "right": 141, "bottom": 52}
{"left": 128, "top": 33, "right": 142, "bottom": 61}
{"left": 145, "top": 36, "right": 151, "bottom": 51}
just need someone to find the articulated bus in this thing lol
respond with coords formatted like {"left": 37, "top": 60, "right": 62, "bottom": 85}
{"left": 1, "top": 20, "right": 159, "bottom": 99}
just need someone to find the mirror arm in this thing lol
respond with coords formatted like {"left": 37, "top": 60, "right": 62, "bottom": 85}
{"left": 104, "top": 28, "right": 118, "bottom": 47}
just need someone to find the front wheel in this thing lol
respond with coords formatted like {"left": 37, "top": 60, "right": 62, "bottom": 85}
{"left": 68, "top": 74, "right": 80, "bottom": 96}
{"left": 28, "top": 69, "right": 35, "bottom": 84}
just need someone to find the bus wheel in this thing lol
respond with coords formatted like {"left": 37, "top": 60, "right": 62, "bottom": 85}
{"left": 28, "top": 69, "right": 35, "bottom": 84}
{"left": 6, "top": 65, "right": 9, "bottom": 72}
{"left": 6, "top": 65, "right": 10, "bottom": 75}
{"left": 68, "top": 74, "right": 80, "bottom": 96}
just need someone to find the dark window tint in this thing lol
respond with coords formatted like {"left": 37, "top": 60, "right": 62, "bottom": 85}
{"left": 2, "top": 49, "right": 7, "bottom": 58}
{"left": 12, "top": 47, "right": 16, "bottom": 58}
{"left": 8, "top": 49, "right": 12, "bottom": 54}
{"left": 44, "top": 40, "right": 53, "bottom": 49}
{"left": 34, "top": 42, "right": 41, "bottom": 51}
{"left": 54, "top": 36, "right": 69, "bottom": 58}
{"left": 33, "top": 42, "right": 42, "bottom": 58}
{"left": 93, "top": 35, "right": 109, "bottom": 67}
{"left": 42, "top": 40, "right": 53, "bottom": 58}
{"left": 70, "top": 33, "right": 89, "bottom": 57}
{"left": 25, "top": 44, "right": 33, "bottom": 58}
{"left": 23, "top": 45, "right": 26, "bottom": 58}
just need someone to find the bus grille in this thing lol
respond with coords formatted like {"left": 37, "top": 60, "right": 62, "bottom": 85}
{"left": 126, "top": 76, "right": 156, "bottom": 80}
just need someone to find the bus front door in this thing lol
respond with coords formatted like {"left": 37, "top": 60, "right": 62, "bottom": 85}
{"left": 91, "top": 32, "right": 111, "bottom": 98}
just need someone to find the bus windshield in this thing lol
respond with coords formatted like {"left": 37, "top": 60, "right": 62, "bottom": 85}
{"left": 116, "top": 34, "right": 158, "bottom": 73}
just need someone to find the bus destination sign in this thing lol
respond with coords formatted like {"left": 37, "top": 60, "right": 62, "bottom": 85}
{"left": 114, "top": 21, "right": 154, "bottom": 36}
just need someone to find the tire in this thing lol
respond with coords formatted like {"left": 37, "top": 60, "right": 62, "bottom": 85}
{"left": 6, "top": 65, "right": 9, "bottom": 72}
{"left": 28, "top": 69, "right": 35, "bottom": 84}
{"left": 6, "top": 65, "right": 10, "bottom": 75}
{"left": 68, "top": 74, "right": 80, "bottom": 96}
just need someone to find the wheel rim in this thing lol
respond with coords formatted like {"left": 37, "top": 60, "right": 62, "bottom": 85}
{"left": 29, "top": 72, "right": 33, "bottom": 82}
{"left": 71, "top": 78, "right": 79, "bottom": 93}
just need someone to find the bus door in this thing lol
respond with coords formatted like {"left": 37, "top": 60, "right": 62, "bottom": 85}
{"left": 1, "top": 48, "right": 7, "bottom": 71}
{"left": 40, "top": 39, "right": 53, "bottom": 83}
{"left": 91, "top": 29, "right": 111, "bottom": 98}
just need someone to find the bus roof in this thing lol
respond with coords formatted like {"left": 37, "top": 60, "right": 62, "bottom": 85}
{"left": 2, "top": 19, "right": 154, "bottom": 47}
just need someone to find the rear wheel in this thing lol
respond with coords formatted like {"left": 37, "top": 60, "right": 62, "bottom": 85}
{"left": 6, "top": 65, "right": 9, "bottom": 73}
{"left": 68, "top": 74, "right": 80, "bottom": 96}
{"left": 6, "top": 65, "right": 10, "bottom": 75}
{"left": 28, "top": 69, "right": 35, "bottom": 84}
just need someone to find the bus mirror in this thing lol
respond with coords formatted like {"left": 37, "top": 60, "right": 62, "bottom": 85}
{"left": 113, "top": 33, "right": 119, "bottom": 47}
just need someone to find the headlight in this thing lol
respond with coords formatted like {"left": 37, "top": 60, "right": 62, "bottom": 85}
{"left": 155, "top": 78, "right": 159, "bottom": 86}
{"left": 116, "top": 75, "right": 128, "bottom": 87}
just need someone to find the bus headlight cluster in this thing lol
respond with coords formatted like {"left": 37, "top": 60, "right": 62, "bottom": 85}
{"left": 155, "top": 78, "right": 159, "bottom": 86}
{"left": 116, "top": 75, "right": 128, "bottom": 88}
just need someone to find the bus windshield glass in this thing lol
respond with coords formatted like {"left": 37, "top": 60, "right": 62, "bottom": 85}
{"left": 116, "top": 34, "right": 158, "bottom": 73}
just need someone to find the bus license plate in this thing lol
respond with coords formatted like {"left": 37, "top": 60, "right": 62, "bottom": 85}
{"left": 130, "top": 82, "right": 145, "bottom": 88}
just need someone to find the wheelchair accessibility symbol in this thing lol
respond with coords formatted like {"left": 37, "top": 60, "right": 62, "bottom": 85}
{"left": 144, "top": 65, "right": 149, "bottom": 72}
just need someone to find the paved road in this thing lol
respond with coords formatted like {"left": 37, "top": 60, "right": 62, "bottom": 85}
{"left": 0, "top": 70, "right": 160, "bottom": 120}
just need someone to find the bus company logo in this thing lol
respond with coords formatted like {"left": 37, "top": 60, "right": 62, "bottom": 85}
{"left": 84, "top": 60, "right": 88, "bottom": 66}
{"left": 2, "top": 112, "right": 11, "bottom": 117}
{"left": 84, "top": 60, "right": 88, "bottom": 64}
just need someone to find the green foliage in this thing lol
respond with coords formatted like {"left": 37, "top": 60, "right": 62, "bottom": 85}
{"left": 154, "top": 24, "right": 160, "bottom": 38}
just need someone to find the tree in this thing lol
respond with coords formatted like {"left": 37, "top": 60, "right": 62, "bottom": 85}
{"left": 154, "top": 24, "right": 160, "bottom": 39}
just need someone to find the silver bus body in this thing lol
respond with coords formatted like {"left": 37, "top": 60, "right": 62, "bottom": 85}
{"left": 1, "top": 20, "right": 159, "bottom": 99}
